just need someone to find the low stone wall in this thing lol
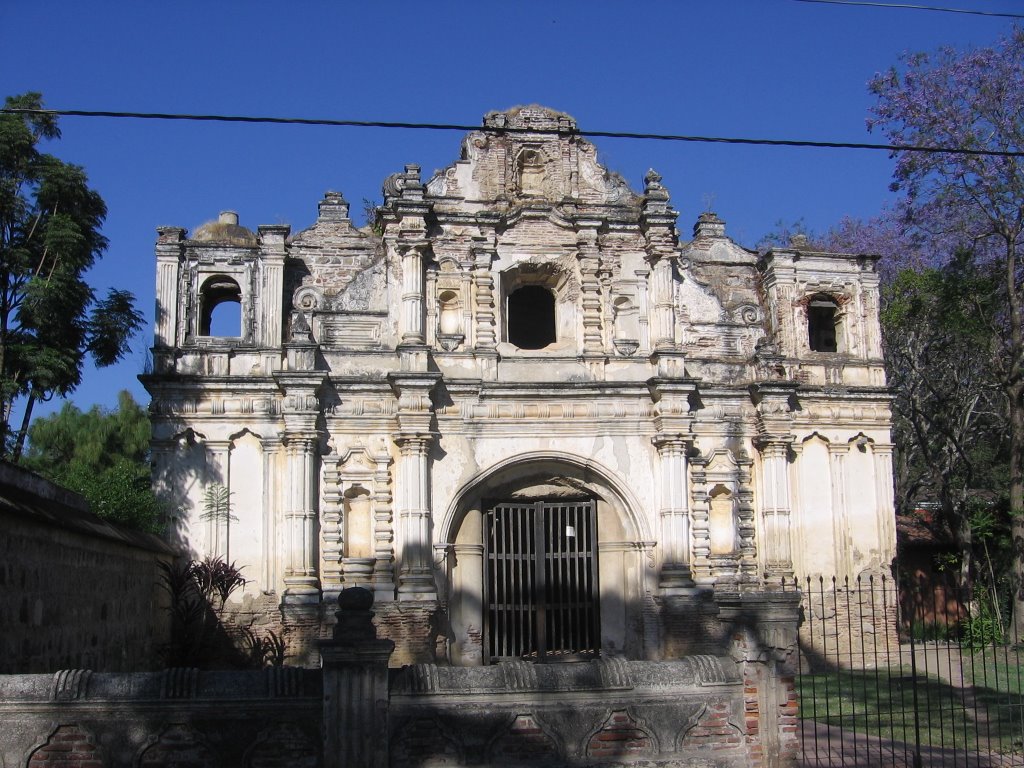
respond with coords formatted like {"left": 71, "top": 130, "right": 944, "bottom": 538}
{"left": 0, "top": 462, "right": 174, "bottom": 673}
{"left": 0, "top": 668, "right": 321, "bottom": 767}
{"left": 388, "top": 657, "right": 750, "bottom": 767}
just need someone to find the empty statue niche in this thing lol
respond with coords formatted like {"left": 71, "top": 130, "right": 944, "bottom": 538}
{"left": 343, "top": 486, "right": 374, "bottom": 583}
{"left": 507, "top": 285, "right": 556, "bottom": 350}
{"left": 199, "top": 274, "right": 242, "bottom": 337}
{"left": 708, "top": 484, "right": 737, "bottom": 556}
{"left": 807, "top": 293, "right": 841, "bottom": 353}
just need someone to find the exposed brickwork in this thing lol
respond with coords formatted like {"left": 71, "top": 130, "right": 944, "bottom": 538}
{"left": 138, "top": 724, "right": 215, "bottom": 767}
{"left": 489, "top": 714, "right": 559, "bottom": 763}
{"left": 586, "top": 710, "right": 654, "bottom": 759}
{"left": 27, "top": 725, "right": 103, "bottom": 767}
{"left": 680, "top": 700, "right": 743, "bottom": 748}
{"left": 374, "top": 601, "right": 443, "bottom": 666}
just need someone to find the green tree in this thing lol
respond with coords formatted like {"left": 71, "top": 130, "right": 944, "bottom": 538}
{"left": 868, "top": 29, "right": 1024, "bottom": 634}
{"left": 23, "top": 390, "right": 162, "bottom": 532}
{"left": 0, "top": 92, "right": 143, "bottom": 458}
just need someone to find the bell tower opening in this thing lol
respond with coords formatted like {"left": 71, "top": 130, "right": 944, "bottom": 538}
{"left": 507, "top": 285, "right": 556, "bottom": 349}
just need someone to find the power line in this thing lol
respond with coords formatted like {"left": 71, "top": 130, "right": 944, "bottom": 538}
{"left": 791, "top": 0, "right": 1024, "bottom": 18}
{"left": 3, "top": 107, "right": 1022, "bottom": 158}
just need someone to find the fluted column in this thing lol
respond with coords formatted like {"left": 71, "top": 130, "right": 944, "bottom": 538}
{"left": 394, "top": 434, "right": 434, "bottom": 595}
{"left": 653, "top": 435, "right": 694, "bottom": 588}
{"left": 275, "top": 369, "right": 327, "bottom": 608}
{"left": 388, "top": 371, "right": 440, "bottom": 599}
{"left": 282, "top": 431, "right": 320, "bottom": 602}
{"left": 649, "top": 378, "right": 698, "bottom": 591}
{"left": 400, "top": 243, "right": 426, "bottom": 345}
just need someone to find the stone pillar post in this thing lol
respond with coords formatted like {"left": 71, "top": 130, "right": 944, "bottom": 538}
{"left": 751, "top": 382, "right": 799, "bottom": 581}
{"left": 388, "top": 372, "right": 441, "bottom": 598}
{"left": 321, "top": 587, "right": 395, "bottom": 768}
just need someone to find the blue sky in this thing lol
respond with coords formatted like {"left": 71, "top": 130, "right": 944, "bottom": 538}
{"left": 0, "top": 0, "right": 1020, "bottom": 420}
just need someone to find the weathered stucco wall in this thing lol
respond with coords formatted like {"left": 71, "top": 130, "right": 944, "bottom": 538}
{"left": 0, "top": 462, "right": 173, "bottom": 673}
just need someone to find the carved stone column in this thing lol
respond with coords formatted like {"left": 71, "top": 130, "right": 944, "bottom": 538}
{"left": 388, "top": 372, "right": 441, "bottom": 598}
{"left": 649, "top": 378, "right": 698, "bottom": 590}
{"left": 275, "top": 370, "right": 327, "bottom": 608}
{"left": 640, "top": 170, "right": 678, "bottom": 353}
{"left": 399, "top": 243, "right": 426, "bottom": 345}
{"left": 652, "top": 435, "right": 694, "bottom": 589}
{"left": 751, "top": 382, "right": 799, "bottom": 581}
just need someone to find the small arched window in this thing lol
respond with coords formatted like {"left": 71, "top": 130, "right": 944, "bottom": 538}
{"left": 807, "top": 294, "right": 839, "bottom": 353}
{"left": 507, "top": 285, "right": 556, "bottom": 349}
{"left": 200, "top": 276, "right": 242, "bottom": 337}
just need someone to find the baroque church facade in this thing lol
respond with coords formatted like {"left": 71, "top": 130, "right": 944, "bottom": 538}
{"left": 143, "top": 106, "right": 896, "bottom": 666}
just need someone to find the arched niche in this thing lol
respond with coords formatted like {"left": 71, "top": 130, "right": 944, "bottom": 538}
{"left": 441, "top": 454, "right": 651, "bottom": 666}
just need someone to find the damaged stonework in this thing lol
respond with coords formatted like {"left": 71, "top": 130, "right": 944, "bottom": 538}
{"left": 141, "top": 106, "right": 895, "bottom": 744}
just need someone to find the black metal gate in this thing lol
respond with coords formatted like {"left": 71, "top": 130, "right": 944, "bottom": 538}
{"left": 484, "top": 500, "right": 600, "bottom": 663}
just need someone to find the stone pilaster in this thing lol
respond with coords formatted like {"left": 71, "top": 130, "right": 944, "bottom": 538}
{"left": 751, "top": 382, "right": 799, "bottom": 581}
{"left": 256, "top": 224, "right": 289, "bottom": 350}
{"left": 648, "top": 378, "right": 698, "bottom": 590}
{"left": 275, "top": 370, "right": 327, "bottom": 609}
{"left": 640, "top": 170, "right": 678, "bottom": 353}
{"left": 203, "top": 439, "right": 232, "bottom": 561}
{"left": 154, "top": 227, "right": 185, "bottom": 372}
{"left": 388, "top": 372, "right": 441, "bottom": 598}
{"left": 399, "top": 243, "right": 426, "bottom": 345}
{"left": 828, "top": 442, "right": 852, "bottom": 577}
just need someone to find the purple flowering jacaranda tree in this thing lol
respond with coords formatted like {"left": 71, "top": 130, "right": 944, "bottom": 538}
{"left": 869, "top": 28, "right": 1024, "bottom": 637}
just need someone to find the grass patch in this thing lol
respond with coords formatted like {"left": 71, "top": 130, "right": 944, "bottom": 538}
{"left": 798, "top": 652, "right": 1024, "bottom": 755}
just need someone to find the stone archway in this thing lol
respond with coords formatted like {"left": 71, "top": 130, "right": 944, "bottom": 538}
{"left": 441, "top": 454, "right": 653, "bottom": 665}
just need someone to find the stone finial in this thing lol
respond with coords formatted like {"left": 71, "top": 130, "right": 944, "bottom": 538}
{"left": 333, "top": 586, "right": 379, "bottom": 641}
{"left": 401, "top": 164, "right": 423, "bottom": 201}
{"left": 693, "top": 212, "right": 726, "bottom": 239}
{"left": 789, "top": 233, "right": 809, "bottom": 249}
{"left": 218, "top": 211, "right": 239, "bottom": 226}
{"left": 644, "top": 169, "right": 663, "bottom": 190}
{"left": 642, "top": 168, "right": 670, "bottom": 216}
{"left": 318, "top": 191, "right": 350, "bottom": 222}
{"left": 289, "top": 310, "right": 312, "bottom": 342}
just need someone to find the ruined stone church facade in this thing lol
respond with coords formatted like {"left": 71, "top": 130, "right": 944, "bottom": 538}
{"left": 143, "top": 106, "right": 896, "bottom": 666}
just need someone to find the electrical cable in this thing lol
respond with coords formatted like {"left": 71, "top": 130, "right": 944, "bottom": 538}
{"left": 2, "top": 107, "right": 1021, "bottom": 157}
{"left": 790, "top": 0, "right": 1024, "bottom": 19}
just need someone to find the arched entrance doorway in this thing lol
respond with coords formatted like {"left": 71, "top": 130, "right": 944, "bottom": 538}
{"left": 439, "top": 454, "right": 653, "bottom": 666}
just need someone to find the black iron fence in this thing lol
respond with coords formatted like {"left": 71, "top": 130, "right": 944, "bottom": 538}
{"left": 791, "top": 573, "right": 1024, "bottom": 767}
